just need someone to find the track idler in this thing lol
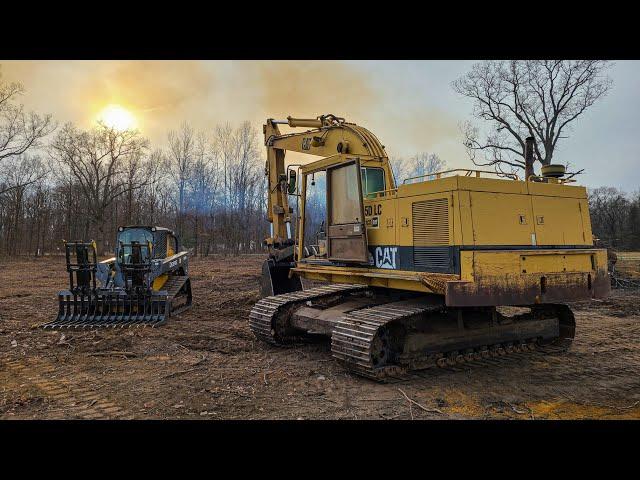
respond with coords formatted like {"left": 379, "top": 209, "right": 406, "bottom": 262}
{"left": 535, "top": 303, "right": 576, "bottom": 350}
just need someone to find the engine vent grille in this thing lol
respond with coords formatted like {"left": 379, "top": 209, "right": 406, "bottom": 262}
{"left": 413, "top": 247, "right": 451, "bottom": 270}
{"left": 412, "top": 198, "right": 450, "bottom": 246}
{"left": 412, "top": 198, "right": 451, "bottom": 271}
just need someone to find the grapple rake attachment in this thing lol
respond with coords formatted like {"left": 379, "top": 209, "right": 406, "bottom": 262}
{"left": 42, "top": 239, "right": 172, "bottom": 329}
{"left": 48, "top": 290, "right": 171, "bottom": 329}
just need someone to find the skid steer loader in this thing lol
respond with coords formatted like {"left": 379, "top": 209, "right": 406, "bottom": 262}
{"left": 249, "top": 114, "right": 610, "bottom": 380}
{"left": 42, "top": 225, "right": 192, "bottom": 329}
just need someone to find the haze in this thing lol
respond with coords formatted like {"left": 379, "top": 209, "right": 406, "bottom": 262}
{"left": 1, "top": 60, "right": 637, "bottom": 192}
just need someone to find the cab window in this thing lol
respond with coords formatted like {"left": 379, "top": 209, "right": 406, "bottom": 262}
{"left": 117, "top": 228, "right": 153, "bottom": 264}
{"left": 361, "top": 168, "right": 385, "bottom": 198}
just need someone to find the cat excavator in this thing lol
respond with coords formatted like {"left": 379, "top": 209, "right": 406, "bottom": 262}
{"left": 249, "top": 114, "right": 610, "bottom": 380}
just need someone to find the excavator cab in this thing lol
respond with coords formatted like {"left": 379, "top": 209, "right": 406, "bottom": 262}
{"left": 300, "top": 164, "right": 387, "bottom": 261}
{"left": 262, "top": 155, "right": 378, "bottom": 295}
{"left": 303, "top": 158, "right": 369, "bottom": 264}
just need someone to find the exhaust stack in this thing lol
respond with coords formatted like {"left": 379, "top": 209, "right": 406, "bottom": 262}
{"left": 524, "top": 137, "right": 535, "bottom": 180}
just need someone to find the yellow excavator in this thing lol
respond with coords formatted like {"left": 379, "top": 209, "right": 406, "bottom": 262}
{"left": 249, "top": 114, "right": 610, "bottom": 380}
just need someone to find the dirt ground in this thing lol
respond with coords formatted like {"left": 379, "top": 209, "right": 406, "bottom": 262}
{"left": 1, "top": 254, "right": 639, "bottom": 420}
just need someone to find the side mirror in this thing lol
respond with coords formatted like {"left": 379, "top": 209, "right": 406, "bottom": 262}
{"left": 288, "top": 169, "right": 297, "bottom": 195}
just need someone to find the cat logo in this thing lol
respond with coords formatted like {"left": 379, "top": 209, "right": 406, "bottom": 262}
{"left": 375, "top": 246, "right": 398, "bottom": 269}
{"left": 302, "top": 137, "right": 312, "bottom": 150}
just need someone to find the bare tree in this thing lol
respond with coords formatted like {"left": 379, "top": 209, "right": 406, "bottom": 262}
{"left": 123, "top": 146, "right": 159, "bottom": 225}
{"left": 215, "top": 123, "right": 249, "bottom": 211}
{"left": 0, "top": 68, "right": 56, "bottom": 193}
{"left": 188, "top": 130, "right": 218, "bottom": 213}
{"left": 49, "top": 122, "right": 150, "bottom": 252}
{"left": 187, "top": 130, "right": 219, "bottom": 255}
{"left": 452, "top": 60, "right": 612, "bottom": 177}
{"left": 167, "top": 122, "right": 195, "bottom": 237}
{"left": 212, "top": 121, "right": 262, "bottom": 253}
{"left": 231, "top": 121, "right": 261, "bottom": 213}
{"left": 589, "top": 186, "right": 629, "bottom": 247}
{"left": 392, "top": 152, "right": 447, "bottom": 184}
{"left": 141, "top": 148, "right": 171, "bottom": 226}
{"left": 0, "top": 154, "right": 47, "bottom": 253}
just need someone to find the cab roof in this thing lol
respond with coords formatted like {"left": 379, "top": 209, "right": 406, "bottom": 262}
{"left": 118, "top": 225, "right": 176, "bottom": 234}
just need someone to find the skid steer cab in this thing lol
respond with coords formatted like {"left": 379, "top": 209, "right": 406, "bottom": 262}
{"left": 43, "top": 226, "right": 192, "bottom": 329}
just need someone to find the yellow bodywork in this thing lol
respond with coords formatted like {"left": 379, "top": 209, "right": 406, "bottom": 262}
{"left": 294, "top": 172, "right": 609, "bottom": 304}
{"left": 263, "top": 115, "right": 609, "bottom": 306}
{"left": 151, "top": 233, "right": 178, "bottom": 291}
{"left": 152, "top": 273, "right": 168, "bottom": 291}
{"left": 361, "top": 175, "right": 592, "bottom": 248}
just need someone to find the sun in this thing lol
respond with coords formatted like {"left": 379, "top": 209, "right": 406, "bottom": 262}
{"left": 97, "top": 104, "right": 137, "bottom": 131}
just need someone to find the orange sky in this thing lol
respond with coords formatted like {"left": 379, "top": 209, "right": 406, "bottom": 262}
{"left": 1, "top": 60, "right": 638, "bottom": 191}
{"left": 0, "top": 60, "right": 465, "bottom": 162}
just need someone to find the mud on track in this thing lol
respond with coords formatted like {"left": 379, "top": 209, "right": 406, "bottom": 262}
{"left": 1, "top": 255, "right": 639, "bottom": 420}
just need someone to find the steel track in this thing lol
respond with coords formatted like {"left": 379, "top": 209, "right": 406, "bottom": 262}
{"left": 250, "top": 283, "right": 575, "bottom": 382}
{"left": 333, "top": 300, "right": 570, "bottom": 380}
{"left": 249, "top": 284, "right": 368, "bottom": 344}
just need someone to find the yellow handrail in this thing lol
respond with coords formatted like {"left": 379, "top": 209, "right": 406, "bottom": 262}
{"left": 527, "top": 175, "right": 576, "bottom": 184}
{"left": 364, "top": 188, "right": 398, "bottom": 199}
{"left": 403, "top": 168, "right": 520, "bottom": 184}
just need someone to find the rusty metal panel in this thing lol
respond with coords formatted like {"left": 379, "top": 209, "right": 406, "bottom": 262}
{"left": 446, "top": 269, "right": 610, "bottom": 306}
{"left": 328, "top": 225, "right": 369, "bottom": 263}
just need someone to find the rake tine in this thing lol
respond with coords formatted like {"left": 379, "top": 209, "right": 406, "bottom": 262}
{"left": 115, "top": 293, "right": 131, "bottom": 328}
{"left": 73, "top": 293, "right": 90, "bottom": 328}
{"left": 70, "top": 292, "right": 79, "bottom": 325}
{"left": 108, "top": 292, "right": 116, "bottom": 327}
{"left": 90, "top": 292, "right": 100, "bottom": 329}
{"left": 92, "top": 292, "right": 102, "bottom": 329}
{"left": 117, "top": 292, "right": 125, "bottom": 328}
{"left": 78, "top": 294, "right": 86, "bottom": 328}
{"left": 70, "top": 294, "right": 83, "bottom": 328}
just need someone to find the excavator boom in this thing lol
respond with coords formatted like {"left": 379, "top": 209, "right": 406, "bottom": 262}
{"left": 263, "top": 114, "right": 394, "bottom": 249}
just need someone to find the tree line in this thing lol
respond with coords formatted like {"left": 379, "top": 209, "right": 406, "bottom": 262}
{"left": 0, "top": 69, "right": 450, "bottom": 257}
{"left": 1, "top": 62, "right": 634, "bottom": 257}
{"left": 589, "top": 187, "right": 640, "bottom": 251}
{"left": 0, "top": 122, "right": 267, "bottom": 256}
{"left": 0, "top": 67, "right": 269, "bottom": 256}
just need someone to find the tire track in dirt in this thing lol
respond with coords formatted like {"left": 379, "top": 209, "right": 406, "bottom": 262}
{"left": 4, "top": 357, "right": 132, "bottom": 419}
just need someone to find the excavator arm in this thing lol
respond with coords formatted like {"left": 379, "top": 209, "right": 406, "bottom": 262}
{"left": 264, "top": 114, "right": 393, "bottom": 249}
{"left": 261, "top": 114, "right": 393, "bottom": 296}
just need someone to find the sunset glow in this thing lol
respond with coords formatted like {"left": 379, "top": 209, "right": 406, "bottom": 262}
{"left": 97, "top": 104, "right": 137, "bottom": 130}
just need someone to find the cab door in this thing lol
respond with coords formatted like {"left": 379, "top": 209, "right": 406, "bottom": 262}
{"left": 326, "top": 158, "right": 369, "bottom": 263}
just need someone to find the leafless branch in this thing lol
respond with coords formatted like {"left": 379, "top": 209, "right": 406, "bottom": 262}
{"left": 453, "top": 60, "right": 612, "bottom": 175}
